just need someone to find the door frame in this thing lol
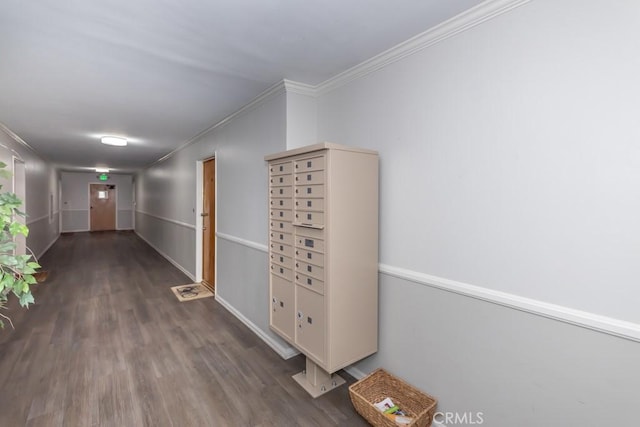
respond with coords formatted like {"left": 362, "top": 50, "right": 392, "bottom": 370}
{"left": 12, "top": 156, "right": 26, "bottom": 256}
{"left": 195, "top": 155, "right": 217, "bottom": 286}
{"left": 88, "top": 182, "right": 118, "bottom": 231}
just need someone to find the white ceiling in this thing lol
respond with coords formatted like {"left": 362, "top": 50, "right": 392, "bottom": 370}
{"left": 0, "top": 0, "right": 483, "bottom": 173}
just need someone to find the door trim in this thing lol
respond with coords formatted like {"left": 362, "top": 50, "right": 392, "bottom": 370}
{"left": 195, "top": 155, "right": 216, "bottom": 285}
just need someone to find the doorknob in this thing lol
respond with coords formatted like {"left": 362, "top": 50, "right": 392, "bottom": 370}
{"left": 200, "top": 213, "right": 209, "bottom": 217}
{"left": 203, "top": 226, "right": 207, "bottom": 231}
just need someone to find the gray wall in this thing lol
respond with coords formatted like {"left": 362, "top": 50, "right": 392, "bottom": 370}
{"left": 310, "top": 0, "right": 640, "bottom": 425}
{"left": 61, "top": 172, "right": 133, "bottom": 231}
{"left": 133, "top": 1, "right": 640, "bottom": 425}
{"left": 135, "top": 87, "right": 291, "bottom": 352}
{"left": 0, "top": 124, "right": 59, "bottom": 259}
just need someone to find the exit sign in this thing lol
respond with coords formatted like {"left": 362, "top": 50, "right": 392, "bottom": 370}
{"left": 98, "top": 173, "right": 109, "bottom": 181}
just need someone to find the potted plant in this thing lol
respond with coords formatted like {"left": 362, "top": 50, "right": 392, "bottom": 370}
{"left": 0, "top": 161, "right": 40, "bottom": 328}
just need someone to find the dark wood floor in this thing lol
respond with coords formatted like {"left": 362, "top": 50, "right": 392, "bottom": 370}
{"left": 0, "top": 231, "right": 368, "bottom": 426}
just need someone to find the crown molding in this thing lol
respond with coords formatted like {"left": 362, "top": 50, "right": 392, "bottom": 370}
{"left": 148, "top": 0, "right": 531, "bottom": 168}
{"left": 316, "top": 0, "right": 531, "bottom": 95}
{"left": 149, "top": 81, "right": 287, "bottom": 167}
{"left": 0, "top": 122, "right": 41, "bottom": 161}
{"left": 283, "top": 79, "right": 317, "bottom": 97}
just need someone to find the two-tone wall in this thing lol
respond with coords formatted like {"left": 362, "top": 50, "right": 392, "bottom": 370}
{"left": 310, "top": 0, "right": 640, "bottom": 425}
{"left": 134, "top": 0, "right": 640, "bottom": 425}
{"left": 60, "top": 172, "right": 133, "bottom": 232}
{"left": 134, "top": 87, "right": 291, "bottom": 352}
{"left": 0, "top": 124, "right": 59, "bottom": 259}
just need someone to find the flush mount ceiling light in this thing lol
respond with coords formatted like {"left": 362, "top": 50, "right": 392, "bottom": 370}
{"left": 101, "top": 136, "right": 127, "bottom": 146}
{"left": 95, "top": 168, "right": 110, "bottom": 173}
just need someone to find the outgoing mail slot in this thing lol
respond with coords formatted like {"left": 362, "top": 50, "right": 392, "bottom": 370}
{"left": 294, "top": 211, "right": 324, "bottom": 226}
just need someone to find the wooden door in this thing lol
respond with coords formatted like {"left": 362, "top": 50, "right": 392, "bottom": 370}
{"left": 202, "top": 159, "right": 215, "bottom": 290}
{"left": 90, "top": 184, "right": 116, "bottom": 231}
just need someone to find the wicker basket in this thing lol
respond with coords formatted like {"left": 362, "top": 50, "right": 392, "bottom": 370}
{"left": 349, "top": 368, "right": 437, "bottom": 427}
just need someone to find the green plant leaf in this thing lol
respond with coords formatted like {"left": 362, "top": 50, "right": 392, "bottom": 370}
{"left": 0, "top": 255, "right": 18, "bottom": 266}
{"left": 0, "top": 241, "right": 15, "bottom": 252}
{"left": 9, "top": 222, "right": 28, "bottom": 237}
{"left": 19, "top": 292, "right": 34, "bottom": 307}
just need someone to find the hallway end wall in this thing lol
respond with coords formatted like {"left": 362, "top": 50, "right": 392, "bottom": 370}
{"left": 60, "top": 172, "right": 133, "bottom": 232}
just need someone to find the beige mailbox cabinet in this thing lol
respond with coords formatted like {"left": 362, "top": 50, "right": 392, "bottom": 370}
{"left": 266, "top": 142, "right": 379, "bottom": 397}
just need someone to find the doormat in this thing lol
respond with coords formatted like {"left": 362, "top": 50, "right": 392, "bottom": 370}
{"left": 170, "top": 284, "right": 214, "bottom": 302}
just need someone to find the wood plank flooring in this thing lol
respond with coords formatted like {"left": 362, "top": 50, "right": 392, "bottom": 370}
{"left": 0, "top": 231, "right": 369, "bottom": 426}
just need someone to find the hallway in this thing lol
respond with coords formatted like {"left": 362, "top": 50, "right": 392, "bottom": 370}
{"left": 0, "top": 232, "right": 366, "bottom": 426}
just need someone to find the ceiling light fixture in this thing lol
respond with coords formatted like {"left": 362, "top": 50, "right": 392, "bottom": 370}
{"left": 95, "top": 168, "right": 110, "bottom": 173}
{"left": 101, "top": 136, "right": 127, "bottom": 146}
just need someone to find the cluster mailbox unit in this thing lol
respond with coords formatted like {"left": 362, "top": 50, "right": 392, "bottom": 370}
{"left": 265, "top": 142, "right": 379, "bottom": 397}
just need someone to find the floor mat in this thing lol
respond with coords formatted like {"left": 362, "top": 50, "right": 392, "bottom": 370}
{"left": 170, "top": 284, "right": 214, "bottom": 302}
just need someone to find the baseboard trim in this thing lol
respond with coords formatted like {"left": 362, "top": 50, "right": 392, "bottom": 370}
{"left": 379, "top": 264, "right": 640, "bottom": 343}
{"left": 343, "top": 365, "right": 367, "bottom": 381}
{"left": 134, "top": 231, "right": 196, "bottom": 281}
{"left": 215, "top": 294, "right": 299, "bottom": 360}
{"left": 34, "top": 234, "right": 60, "bottom": 260}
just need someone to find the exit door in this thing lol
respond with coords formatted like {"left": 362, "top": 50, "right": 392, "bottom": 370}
{"left": 90, "top": 184, "right": 116, "bottom": 231}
